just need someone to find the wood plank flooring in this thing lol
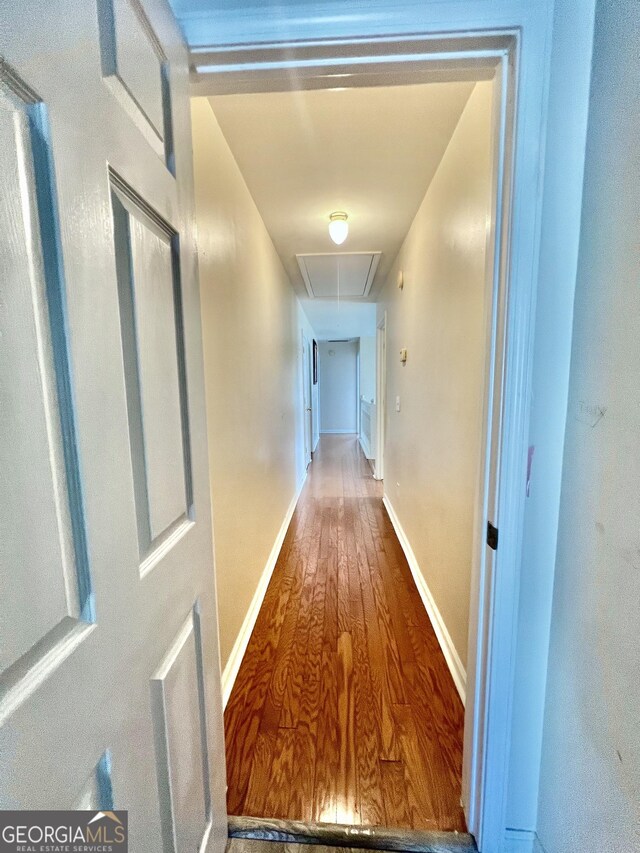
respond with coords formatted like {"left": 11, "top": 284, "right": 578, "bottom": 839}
{"left": 224, "top": 435, "right": 466, "bottom": 832}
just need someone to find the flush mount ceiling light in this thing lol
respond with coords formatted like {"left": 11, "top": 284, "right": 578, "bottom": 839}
{"left": 328, "top": 211, "right": 349, "bottom": 245}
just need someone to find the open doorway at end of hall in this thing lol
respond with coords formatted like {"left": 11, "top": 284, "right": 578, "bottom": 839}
{"left": 318, "top": 339, "right": 359, "bottom": 438}
{"left": 215, "top": 32, "right": 519, "bottom": 849}
{"left": 316, "top": 337, "right": 378, "bottom": 478}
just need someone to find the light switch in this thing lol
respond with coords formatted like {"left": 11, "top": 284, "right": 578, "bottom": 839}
{"left": 400, "top": 347, "right": 407, "bottom": 364}
{"left": 395, "top": 396, "right": 401, "bottom": 412}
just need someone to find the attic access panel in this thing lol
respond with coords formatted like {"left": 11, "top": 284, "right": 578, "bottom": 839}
{"left": 296, "top": 252, "right": 381, "bottom": 299}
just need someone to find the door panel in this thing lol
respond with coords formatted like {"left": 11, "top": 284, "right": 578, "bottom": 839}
{"left": 0, "top": 1, "right": 227, "bottom": 850}
{"left": 0, "top": 87, "right": 82, "bottom": 671}
{"left": 151, "top": 604, "right": 212, "bottom": 853}
{"left": 98, "top": 0, "right": 171, "bottom": 160}
{"left": 111, "top": 180, "right": 191, "bottom": 555}
{"left": 109, "top": 0, "right": 165, "bottom": 135}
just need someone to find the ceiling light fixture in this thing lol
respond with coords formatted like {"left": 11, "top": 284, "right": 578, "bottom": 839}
{"left": 328, "top": 211, "right": 349, "bottom": 245}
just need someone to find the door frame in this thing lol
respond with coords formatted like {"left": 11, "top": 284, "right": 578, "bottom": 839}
{"left": 191, "top": 17, "right": 552, "bottom": 853}
{"left": 301, "top": 330, "right": 312, "bottom": 468}
{"left": 374, "top": 314, "right": 386, "bottom": 482}
{"left": 355, "top": 340, "right": 361, "bottom": 436}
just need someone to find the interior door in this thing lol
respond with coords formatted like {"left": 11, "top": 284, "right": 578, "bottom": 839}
{"left": 302, "top": 332, "right": 312, "bottom": 467}
{"left": 0, "top": 2, "right": 227, "bottom": 851}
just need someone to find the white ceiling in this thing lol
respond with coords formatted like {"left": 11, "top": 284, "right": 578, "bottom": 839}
{"left": 208, "top": 82, "right": 474, "bottom": 300}
{"left": 297, "top": 253, "right": 381, "bottom": 299}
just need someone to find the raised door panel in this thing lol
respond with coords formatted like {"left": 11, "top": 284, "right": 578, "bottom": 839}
{"left": 98, "top": 0, "right": 177, "bottom": 171}
{"left": 151, "top": 606, "right": 212, "bottom": 853}
{"left": 99, "top": 0, "right": 165, "bottom": 138}
{"left": 0, "top": 79, "right": 90, "bottom": 676}
{"left": 112, "top": 0, "right": 164, "bottom": 133}
{"left": 128, "top": 212, "right": 186, "bottom": 540}
{"left": 111, "top": 178, "right": 191, "bottom": 566}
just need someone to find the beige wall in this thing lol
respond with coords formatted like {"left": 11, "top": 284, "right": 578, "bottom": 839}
{"left": 192, "top": 98, "right": 312, "bottom": 669}
{"left": 537, "top": 2, "right": 640, "bottom": 849}
{"left": 377, "top": 82, "right": 493, "bottom": 671}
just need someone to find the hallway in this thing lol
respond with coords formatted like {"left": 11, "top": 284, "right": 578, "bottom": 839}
{"left": 224, "top": 436, "right": 466, "bottom": 832}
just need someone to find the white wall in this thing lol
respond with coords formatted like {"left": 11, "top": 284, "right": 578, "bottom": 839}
{"left": 536, "top": 3, "right": 640, "bottom": 851}
{"left": 319, "top": 340, "right": 358, "bottom": 433}
{"left": 301, "top": 299, "right": 377, "bottom": 340}
{"left": 192, "top": 98, "right": 315, "bottom": 669}
{"left": 377, "top": 81, "right": 493, "bottom": 672}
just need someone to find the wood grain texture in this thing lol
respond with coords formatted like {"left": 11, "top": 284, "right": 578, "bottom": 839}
{"left": 224, "top": 436, "right": 466, "bottom": 831}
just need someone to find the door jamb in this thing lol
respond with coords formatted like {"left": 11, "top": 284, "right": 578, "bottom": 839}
{"left": 374, "top": 314, "right": 386, "bottom": 482}
{"left": 194, "top": 27, "right": 550, "bottom": 853}
{"left": 355, "top": 340, "right": 360, "bottom": 436}
{"left": 301, "top": 329, "right": 312, "bottom": 468}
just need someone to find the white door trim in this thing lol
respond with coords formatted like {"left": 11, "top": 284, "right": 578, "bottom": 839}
{"left": 374, "top": 314, "right": 386, "bottom": 482}
{"left": 190, "top": 16, "right": 554, "bottom": 853}
{"left": 301, "top": 329, "right": 312, "bottom": 468}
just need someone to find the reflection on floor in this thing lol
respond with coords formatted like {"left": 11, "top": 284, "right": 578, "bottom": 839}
{"left": 224, "top": 435, "right": 466, "bottom": 831}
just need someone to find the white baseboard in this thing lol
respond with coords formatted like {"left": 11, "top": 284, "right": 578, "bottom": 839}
{"left": 382, "top": 495, "right": 467, "bottom": 705}
{"left": 313, "top": 434, "right": 320, "bottom": 451}
{"left": 504, "top": 829, "right": 545, "bottom": 853}
{"left": 221, "top": 473, "right": 306, "bottom": 708}
{"left": 320, "top": 429, "right": 357, "bottom": 434}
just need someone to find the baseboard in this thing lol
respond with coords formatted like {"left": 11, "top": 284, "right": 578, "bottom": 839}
{"left": 221, "top": 473, "right": 306, "bottom": 708}
{"left": 313, "top": 434, "right": 320, "bottom": 451}
{"left": 320, "top": 429, "right": 357, "bottom": 434}
{"left": 504, "top": 829, "right": 544, "bottom": 853}
{"left": 382, "top": 495, "right": 467, "bottom": 705}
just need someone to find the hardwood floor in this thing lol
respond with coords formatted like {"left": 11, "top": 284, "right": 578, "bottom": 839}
{"left": 224, "top": 435, "right": 466, "bottom": 832}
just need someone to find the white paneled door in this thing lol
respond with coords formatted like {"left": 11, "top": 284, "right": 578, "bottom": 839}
{"left": 0, "top": 2, "right": 227, "bottom": 852}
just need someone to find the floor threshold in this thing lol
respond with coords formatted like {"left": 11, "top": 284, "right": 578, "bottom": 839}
{"left": 228, "top": 816, "right": 477, "bottom": 853}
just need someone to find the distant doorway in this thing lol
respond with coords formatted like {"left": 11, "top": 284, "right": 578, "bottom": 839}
{"left": 318, "top": 340, "right": 358, "bottom": 435}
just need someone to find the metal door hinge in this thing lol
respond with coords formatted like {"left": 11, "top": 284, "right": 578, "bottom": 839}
{"left": 487, "top": 521, "right": 499, "bottom": 551}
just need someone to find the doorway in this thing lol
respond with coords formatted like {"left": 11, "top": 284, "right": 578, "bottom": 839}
{"left": 194, "top": 25, "right": 543, "bottom": 853}
{"left": 214, "top": 72, "right": 500, "bottom": 841}
{"left": 318, "top": 341, "right": 358, "bottom": 436}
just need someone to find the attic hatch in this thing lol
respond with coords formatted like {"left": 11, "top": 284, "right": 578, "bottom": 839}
{"left": 296, "top": 252, "right": 381, "bottom": 299}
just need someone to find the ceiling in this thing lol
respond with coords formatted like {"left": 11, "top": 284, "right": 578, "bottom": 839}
{"left": 297, "top": 253, "right": 381, "bottom": 299}
{"left": 208, "top": 81, "right": 474, "bottom": 300}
